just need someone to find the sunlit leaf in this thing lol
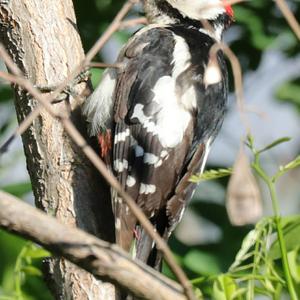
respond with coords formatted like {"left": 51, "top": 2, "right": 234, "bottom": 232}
{"left": 194, "top": 287, "right": 204, "bottom": 299}
{"left": 23, "top": 246, "right": 50, "bottom": 259}
{"left": 229, "top": 229, "right": 258, "bottom": 271}
{"left": 269, "top": 219, "right": 300, "bottom": 259}
{"left": 21, "top": 266, "right": 42, "bottom": 277}
{"left": 257, "top": 137, "right": 291, "bottom": 154}
{"left": 183, "top": 250, "right": 221, "bottom": 276}
{"left": 287, "top": 250, "right": 300, "bottom": 283}
{"left": 212, "top": 275, "right": 238, "bottom": 300}
{"left": 90, "top": 68, "right": 104, "bottom": 88}
{"left": 190, "top": 168, "right": 232, "bottom": 183}
{"left": 273, "top": 155, "right": 300, "bottom": 181}
{"left": 281, "top": 215, "right": 300, "bottom": 228}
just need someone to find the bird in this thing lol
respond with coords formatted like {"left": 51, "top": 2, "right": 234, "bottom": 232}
{"left": 83, "top": 0, "right": 233, "bottom": 270}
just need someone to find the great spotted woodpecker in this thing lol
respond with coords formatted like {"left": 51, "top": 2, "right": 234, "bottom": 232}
{"left": 84, "top": 0, "right": 233, "bottom": 269}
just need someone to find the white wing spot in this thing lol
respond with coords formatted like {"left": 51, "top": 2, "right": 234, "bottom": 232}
{"left": 143, "top": 120, "right": 158, "bottom": 135}
{"left": 154, "top": 159, "right": 163, "bottom": 168}
{"left": 139, "top": 183, "right": 156, "bottom": 194}
{"left": 113, "top": 159, "right": 129, "bottom": 173}
{"left": 144, "top": 153, "right": 159, "bottom": 165}
{"left": 160, "top": 150, "right": 169, "bottom": 158}
{"left": 131, "top": 104, "right": 147, "bottom": 123}
{"left": 114, "top": 128, "right": 130, "bottom": 144}
{"left": 126, "top": 176, "right": 136, "bottom": 187}
{"left": 172, "top": 35, "right": 191, "bottom": 78}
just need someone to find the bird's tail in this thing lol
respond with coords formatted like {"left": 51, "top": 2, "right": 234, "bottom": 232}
{"left": 135, "top": 211, "right": 169, "bottom": 271}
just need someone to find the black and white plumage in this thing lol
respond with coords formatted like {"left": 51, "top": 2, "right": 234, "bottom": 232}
{"left": 84, "top": 0, "right": 233, "bottom": 269}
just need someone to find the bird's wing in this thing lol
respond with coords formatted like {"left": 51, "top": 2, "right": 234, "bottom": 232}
{"left": 112, "top": 26, "right": 198, "bottom": 251}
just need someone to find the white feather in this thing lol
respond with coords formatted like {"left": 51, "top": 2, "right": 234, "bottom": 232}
{"left": 126, "top": 176, "right": 136, "bottom": 187}
{"left": 144, "top": 153, "right": 159, "bottom": 165}
{"left": 113, "top": 159, "right": 129, "bottom": 173}
{"left": 83, "top": 68, "right": 117, "bottom": 136}
{"left": 166, "top": 0, "right": 225, "bottom": 21}
{"left": 139, "top": 184, "right": 156, "bottom": 194}
{"left": 152, "top": 76, "right": 191, "bottom": 148}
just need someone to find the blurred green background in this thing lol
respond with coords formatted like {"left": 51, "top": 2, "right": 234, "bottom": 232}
{"left": 0, "top": 0, "right": 300, "bottom": 299}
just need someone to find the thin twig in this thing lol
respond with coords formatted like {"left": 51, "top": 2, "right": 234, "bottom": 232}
{"left": 209, "top": 42, "right": 251, "bottom": 135}
{"left": 275, "top": 0, "right": 300, "bottom": 40}
{"left": 120, "top": 17, "right": 148, "bottom": 29}
{"left": 89, "top": 62, "right": 122, "bottom": 69}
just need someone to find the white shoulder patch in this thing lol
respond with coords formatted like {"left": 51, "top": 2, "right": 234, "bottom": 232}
{"left": 82, "top": 68, "right": 117, "bottom": 136}
{"left": 172, "top": 34, "right": 191, "bottom": 78}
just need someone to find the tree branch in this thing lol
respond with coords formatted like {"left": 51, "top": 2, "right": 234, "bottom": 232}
{"left": 0, "top": 190, "right": 186, "bottom": 300}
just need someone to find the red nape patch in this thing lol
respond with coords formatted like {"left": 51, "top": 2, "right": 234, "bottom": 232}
{"left": 223, "top": 0, "right": 234, "bottom": 18}
{"left": 97, "top": 130, "right": 112, "bottom": 158}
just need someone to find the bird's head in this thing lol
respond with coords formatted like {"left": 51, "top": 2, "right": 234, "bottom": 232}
{"left": 144, "top": 0, "right": 234, "bottom": 38}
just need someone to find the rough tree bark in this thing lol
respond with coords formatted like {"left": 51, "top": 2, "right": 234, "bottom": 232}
{"left": 0, "top": 0, "right": 115, "bottom": 299}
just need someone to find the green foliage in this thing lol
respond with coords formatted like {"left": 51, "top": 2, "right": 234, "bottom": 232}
{"left": 184, "top": 250, "right": 221, "bottom": 276}
{"left": 270, "top": 215, "right": 300, "bottom": 260}
{"left": 0, "top": 233, "right": 52, "bottom": 300}
{"left": 212, "top": 275, "right": 242, "bottom": 300}
{"left": 90, "top": 68, "right": 104, "bottom": 87}
{"left": 255, "top": 137, "right": 291, "bottom": 154}
{"left": 190, "top": 168, "right": 232, "bottom": 183}
{"left": 276, "top": 78, "right": 300, "bottom": 113}
{"left": 230, "top": 0, "right": 300, "bottom": 71}
{"left": 185, "top": 137, "right": 300, "bottom": 299}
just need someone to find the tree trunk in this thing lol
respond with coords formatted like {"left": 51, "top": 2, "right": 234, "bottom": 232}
{"left": 0, "top": 0, "right": 115, "bottom": 298}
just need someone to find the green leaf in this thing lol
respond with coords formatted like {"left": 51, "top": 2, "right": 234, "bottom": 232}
{"left": 287, "top": 250, "right": 300, "bottom": 283}
{"left": 90, "top": 68, "right": 104, "bottom": 88}
{"left": 23, "top": 246, "right": 50, "bottom": 259}
{"left": 212, "top": 275, "right": 238, "bottom": 300}
{"left": 245, "top": 134, "right": 255, "bottom": 150}
{"left": 1, "top": 182, "right": 32, "bottom": 198}
{"left": 234, "top": 6, "right": 275, "bottom": 50}
{"left": 269, "top": 218, "right": 300, "bottom": 259}
{"left": 183, "top": 250, "right": 221, "bottom": 276}
{"left": 0, "top": 296, "right": 15, "bottom": 300}
{"left": 229, "top": 229, "right": 258, "bottom": 271}
{"left": 273, "top": 155, "right": 300, "bottom": 181}
{"left": 281, "top": 215, "right": 300, "bottom": 228}
{"left": 190, "top": 168, "right": 232, "bottom": 183}
{"left": 194, "top": 287, "right": 203, "bottom": 299}
{"left": 257, "top": 137, "right": 291, "bottom": 154}
{"left": 21, "top": 266, "right": 42, "bottom": 277}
